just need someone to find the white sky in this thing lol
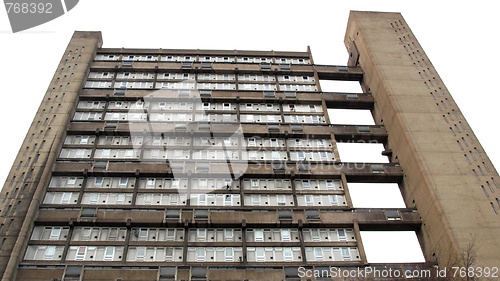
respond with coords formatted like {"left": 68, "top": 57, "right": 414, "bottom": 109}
{"left": 0, "top": 0, "right": 499, "bottom": 263}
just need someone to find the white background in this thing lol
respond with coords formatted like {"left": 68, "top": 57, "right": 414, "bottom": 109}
{"left": 0, "top": 0, "right": 498, "bottom": 263}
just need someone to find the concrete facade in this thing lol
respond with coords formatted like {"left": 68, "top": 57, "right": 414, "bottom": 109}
{"left": 345, "top": 11, "right": 500, "bottom": 269}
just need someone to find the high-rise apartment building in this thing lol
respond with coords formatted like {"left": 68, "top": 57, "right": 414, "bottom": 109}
{"left": 0, "top": 11, "right": 498, "bottom": 281}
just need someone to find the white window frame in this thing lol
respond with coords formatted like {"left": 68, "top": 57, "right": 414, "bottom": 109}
{"left": 146, "top": 178, "right": 155, "bottom": 188}
{"left": 251, "top": 179, "right": 259, "bottom": 188}
{"left": 166, "top": 229, "right": 176, "bottom": 241}
{"left": 224, "top": 229, "right": 234, "bottom": 241}
{"left": 225, "top": 247, "right": 234, "bottom": 262}
{"left": 44, "top": 246, "right": 56, "bottom": 260}
{"left": 311, "top": 229, "right": 320, "bottom": 242}
{"left": 252, "top": 195, "right": 260, "bottom": 206}
{"left": 281, "top": 229, "right": 291, "bottom": 242}
{"left": 283, "top": 247, "right": 293, "bottom": 261}
{"left": 49, "top": 227, "right": 62, "bottom": 240}
{"left": 248, "top": 138, "right": 256, "bottom": 147}
{"left": 255, "top": 247, "right": 265, "bottom": 262}
{"left": 314, "top": 247, "right": 324, "bottom": 261}
{"left": 196, "top": 247, "right": 205, "bottom": 262}
{"left": 254, "top": 229, "right": 264, "bottom": 242}
{"left": 104, "top": 246, "right": 115, "bottom": 261}
{"left": 338, "top": 229, "right": 347, "bottom": 242}
{"left": 224, "top": 194, "right": 233, "bottom": 206}
{"left": 302, "top": 180, "right": 310, "bottom": 189}
{"left": 75, "top": 246, "right": 87, "bottom": 261}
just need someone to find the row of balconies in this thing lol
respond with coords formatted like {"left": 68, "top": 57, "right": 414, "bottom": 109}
{"left": 14, "top": 263, "right": 436, "bottom": 281}
{"left": 65, "top": 122, "right": 387, "bottom": 141}
{"left": 35, "top": 207, "right": 419, "bottom": 229}
{"left": 79, "top": 89, "right": 374, "bottom": 108}
{"left": 88, "top": 61, "right": 362, "bottom": 79}
{"left": 51, "top": 162, "right": 402, "bottom": 182}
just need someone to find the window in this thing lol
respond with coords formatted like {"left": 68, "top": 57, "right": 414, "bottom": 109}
{"left": 294, "top": 139, "right": 302, "bottom": 147}
{"left": 224, "top": 247, "right": 234, "bottom": 261}
{"left": 254, "top": 229, "right": 264, "bottom": 242}
{"left": 297, "top": 151, "right": 305, "bottom": 161}
{"left": 80, "top": 136, "right": 89, "bottom": 144}
{"left": 196, "top": 248, "right": 205, "bottom": 262}
{"left": 223, "top": 103, "right": 231, "bottom": 110}
{"left": 49, "top": 227, "right": 62, "bottom": 240}
{"left": 224, "top": 195, "right": 233, "bottom": 206}
{"left": 146, "top": 178, "right": 155, "bottom": 188}
{"left": 342, "top": 248, "right": 351, "bottom": 261}
{"left": 196, "top": 179, "right": 207, "bottom": 189}
{"left": 248, "top": 138, "right": 256, "bottom": 147}
{"left": 202, "top": 102, "right": 210, "bottom": 110}
{"left": 143, "top": 194, "right": 152, "bottom": 205}
{"left": 246, "top": 114, "right": 254, "bottom": 122}
{"left": 89, "top": 193, "right": 99, "bottom": 204}
{"left": 281, "top": 229, "right": 291, "bottom": 241}
{"left": 278, "top": 195, "right": 286, "bottom": 206}
{"left": 311, "top": 229, "right": 320, "bottom": 242}
{"left": 61, "top": 192, "right": 72, "bottom": 204}
{"left": 116, "top": 194, "right": 125, "bottom": 204}
{"left": 166, "top": 229, "right": 175, "bottom": 241}
{"left": 67, "top": 177, "right": 77, "bottom": 186}
{"left": 276, "top": 180, "right": 284, "bottom": 189}
{"left": 139, "top": 229, "right": 148, "bottom": 241}
{"left": 75, "top": 246, "right": 86, "bottom": 260}
{"left": 251, "top": 179, "right": 259, "bottom": 188}
{"left": 136, "top": 247, "right": 145, "bottom": 260}
{"left": 252, "top": 195, "right": 260, "bottom": 206}
{"left": 338, "top": 229, "right": 347, "bottom": 241}
{"left": 104, "top": 247, "right": 115, "bottom": 261}
{"left": 305, "top": 195, "right": 313, "bottom": 206}
{"left": 320, "top": 151, "right": 328, "bottom": 161}
{"left": 170, "top": 194, "right": 178, "bottom": 204}
{"left": 198, "top": 194, "right": 206, "bottom": 205}
{"left": 329, "top": 195, "right": 338, "bottom": 206}
{"left": 165, "top": 247, "right": 174, "bottom": 260}
{"left": 318, "top": 139, "right": 325, "bottom": 148}
{"left": 94, "top": 177, "right": 103, "bottom": 186}
{"left": 326, "top": 180, "right": 335, "bottom": 190}
{"left": 256, "top": 248, "right": 265, "bottom": 261}
{"left": 108, "top": 228, "right": 118, "bottom": 240}
{"left": 119, "top": 178, "right": 128, "bottom": 186}
{"left": 81, "top": 228, "right": 91, "bottom": 240}
{"left": 201, "top": 150, "right": 208, "bottom": 160}
{"left": 314, "top": 247, "right": 324, "bottom": 261}
{"left": 172, "top": 179, "right": 181, "bottom": 189}
{"left": 225, "top": 229, "right": 234, "bottom": 241}
{"left": 284, "top": 247, "right": 293, "bottom": 261}
{"left": 44, "top": 246, "right": 56, "bottom": 260}
{"left": 270, "top": 138, "right": 278, "bottom": 147}
{"left": 302, "top": 180, "right": 311, "bottom": 189}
